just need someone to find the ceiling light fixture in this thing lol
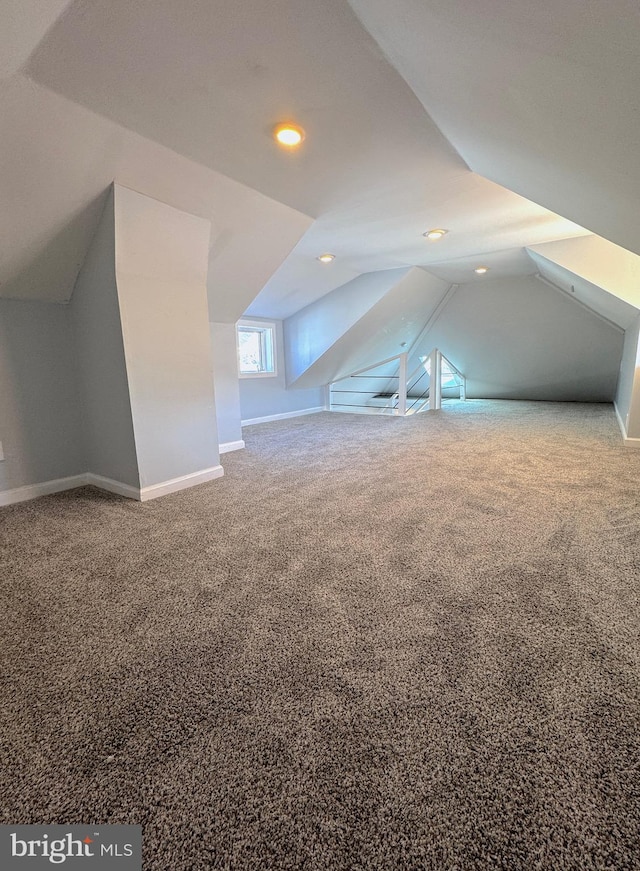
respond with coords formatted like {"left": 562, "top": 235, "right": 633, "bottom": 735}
{"left": 474, "top": 266, "right": 489, "bottom": 275}
{"left": 423, "top": 228, "right": 448, "bottom": 240}
{"left": 317, "top": 253, "right": 335, "bottom": 263}
{"left": 273, "top": 123, "right": 305, "bottom": 147}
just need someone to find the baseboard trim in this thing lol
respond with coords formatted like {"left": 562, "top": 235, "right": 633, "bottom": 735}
{"left": 613, "top": 402, "right": 640, "bottom": 448}
{"left": 622, "top": 437, "right": 640, "bottom": 448}
{"left": 84, "top": 473, "right": 141, "bottom": 500}
{"left": 242, "top": 406, "right": 325, "bottom": 427}
{"left": 219, "top": 440, "right": 245, "bottom": 454}
{"left": 138, "top": 465, "right": 224, "bottom": 501}
{"left": 614, "top": 402, "right": 627, "bottom": 438}
{"left": 1, "top": 465, "right": 226, "bottom": 508}
{"left": 0, "top": 474, "right": 88, "bottom": 507}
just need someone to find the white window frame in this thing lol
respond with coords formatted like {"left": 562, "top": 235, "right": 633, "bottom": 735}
{"left": 236, "top": 319, "right": 277, "bottom": 378}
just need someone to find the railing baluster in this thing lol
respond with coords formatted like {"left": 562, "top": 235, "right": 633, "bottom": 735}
{"left": 329, "top": 349, "right": 465, "bottom": 416}
{"left": 397, "top": 353, "right": 407, "bottom": 416}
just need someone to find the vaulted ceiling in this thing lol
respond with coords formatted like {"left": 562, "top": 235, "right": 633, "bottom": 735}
{"left": 349, "top": 0, "right": 640, "bottom": 257}
{"left": 2, "top": 0, "right": 639, "bottom": 320}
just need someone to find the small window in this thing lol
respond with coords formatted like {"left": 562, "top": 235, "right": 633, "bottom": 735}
{"left": 236, "top": 320, "right": 277, "bottom": 377}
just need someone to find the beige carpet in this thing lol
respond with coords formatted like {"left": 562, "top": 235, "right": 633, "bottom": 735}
{"left": 1, "top": 401, "right": 639, "bottom": 869}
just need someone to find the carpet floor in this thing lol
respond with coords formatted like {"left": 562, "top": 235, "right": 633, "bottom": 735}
{"left": 1, "top": 401, "right": 639, "bottom": 870}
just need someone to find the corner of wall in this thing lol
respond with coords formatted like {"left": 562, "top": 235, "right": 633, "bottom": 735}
{"left": 613, "top": 401, "right": 640, "bottom": 448}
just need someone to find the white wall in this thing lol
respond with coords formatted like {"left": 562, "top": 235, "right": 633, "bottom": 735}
{"left": 210, "top": 322, "right": 243, "bottom": 446}
{"left": 281, "top": 268, "right": 623, "bottom": 402}
{"left": 239, "top": 319, "right": 325, "bottom": 422}
{"left": 615, "top": 315, "right": 640, "bottom": 438}
{"left": 528, "top": 236, "right": 640, "bottom": 311}
{"left": 287, "top": 267, "right": 449, "bottom": 388}
{"left": 71, "top": 188, "right": 140, "bottom": 487}
{"left": 284, "top": 269, "right": 410, "bottom": 386}
{"left": 0, "top": 74, "right": 313, "bottom": 308}
{"left": 418, "top": 276, "right": 623, "bottom": 400}
{"left": 0, "top": 298, "right": 83, "bottom": 492}
{"left": 114, "top": 185, "right": 220, "bottom": 487}
{"left": 527, "top": 250, "right": 639, "bottom": 331}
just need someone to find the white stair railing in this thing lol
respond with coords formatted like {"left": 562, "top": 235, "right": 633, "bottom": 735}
{"left": 329, "top": 348, "right": 465, "bottom": 416}
{"left": 329, "top": 353, "right": 407, "bottom": 416}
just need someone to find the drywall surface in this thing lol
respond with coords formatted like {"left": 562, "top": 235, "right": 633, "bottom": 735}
{"left": 205, "top": 199, "right": 311, "bottom": 324}
{"left": 0, "top": 74, "right": 313, "bottom": 310}
{"left": 526, "top": 249, "right": 639, "bottom": 331}
{"left": 210, "top": 322, "right": 243, "bottom": 445}
{"left": 114, "top": 185, "right": 219, "bottom": 487}
{"left": 239, "top": 319, "right": 324, "bottom": 421}
{"left": 0, "top": 1, "right": 73, "bottom": 79}
{"left": 528, "top": 237, "right": 640, "bottom": 311}
{"left": 415, "top": 275, "right": 623, "bottom": 400}
{"left": 71, "top": 189, "right": 139, "bottom": 487}
{"left": 615, "top": 315, "right": 640, "bottom": 438}
{"left": 348, "top": 0, "right": 640, "bottom": 259}
{"left": 0, "top": 298, "right": 83, "bottom": 492}
{"left": 284, "top": 269, "right": 410, "bottom": 385}
{"left": 288, "top": 267, "right": 450, "bottom": 388}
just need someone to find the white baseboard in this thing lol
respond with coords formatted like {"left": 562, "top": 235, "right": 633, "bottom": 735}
{"left": 84, "top": 473, "right": 141, "bottom": 500}
{"left": 0, "top": 474, "right": 88, "bottom": 507}
{"left": 614, "top": 402, "right": 627, "bottom": 438}
{"left": 613, "top": 402, "right": 640, "bottom": 448}
{"left": 138, "top": 465, "right": 224, "bottom": 501}
{"left": 242, "top": 406, "right": 325, "bottom": 427}
{"left": 219, "top": 439, "right": 245, "bottom": 454}
{"left": 613, "top": 402, "right": 640, "bottom": 449}
{"left": 1, "top": 465, "right": 225, "bottom": 507}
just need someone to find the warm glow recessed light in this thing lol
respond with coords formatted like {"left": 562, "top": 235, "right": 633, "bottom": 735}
{"left": 273, "top": 123, "right": 305, "bottom": 147}
{"left": 317, "top": 253, "right": 335, "bottom": 263}
{"left": 474, "top": 266, "right": 489, "bottom": 275}
{"left": 423, "top": 228, "right": 448, "bottom": 240}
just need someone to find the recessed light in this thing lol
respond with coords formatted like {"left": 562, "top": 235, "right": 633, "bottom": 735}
{"left": 423, "top": 229, "right": 448, "bottom": 240}
{"left": 317, "top": 253, "right": 335, "bottom": 263}
{"left": 474, "top": 266, "right": 489, "bottom": 275}
{"left": 273, "top": 123, "right": 305, "bottom": 147}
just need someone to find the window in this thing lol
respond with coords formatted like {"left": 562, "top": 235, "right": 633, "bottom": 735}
{"left": 236, "top": 320, "right": 277, "bottom": 377}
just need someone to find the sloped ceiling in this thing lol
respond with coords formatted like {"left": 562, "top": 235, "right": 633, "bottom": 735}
{"left": 284, "top": 269, "right": 411, "bottom": 385}
{"left": 0, "top": 0, "right": 73, "bottom": 79}
{"left": 527, "top": 236, "right": 640, "bottom": 313}
{"left": 348, "top": 0, "right": 640, "bottom": 258}
{"left": 26, "top": 0, "right": 463, "bottom": 220}
{"left": 325, "top": 269, "right": 452, "bottom": 384}
{"left": 249, "top": 175, "right": 588, "bottom": 318}
{"left": 3, "top": 0, "right": 640, "bottom": 327}
{"left": 527, "top": 250, "right": 639, "bottom": 331}
{"left": 0, "top": 76, "right": 311, "bottom": 316}
{"left": 287, "top": 268, "right": 450, "bottom": 388}
{"left": 423, "top": 248, "right": 535, "bottom": 286}
{"left": 5, "top": 0, "right": 594, "bottom": 318}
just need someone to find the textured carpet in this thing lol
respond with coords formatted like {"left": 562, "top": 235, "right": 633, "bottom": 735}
{"left": 1, "top": 400, "right": 639, "bottom": 870}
